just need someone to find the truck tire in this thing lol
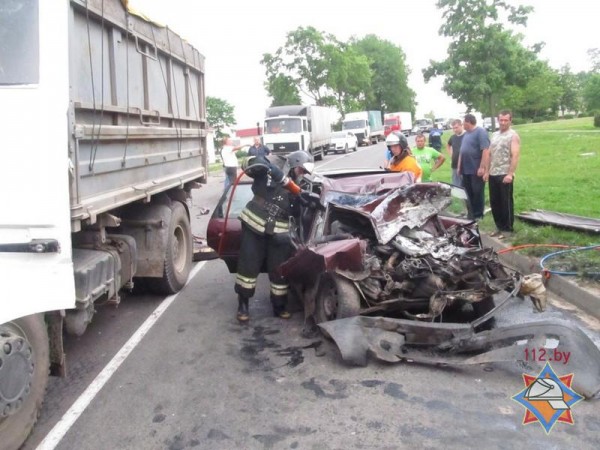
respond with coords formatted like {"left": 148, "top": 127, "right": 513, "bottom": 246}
{"left": 150, "top": 202, "right": 193, "bottom": 294}
{"left": 0, "top": 314, "right": 49, "bottom": 450}
{"left": 314, "top": 148, "right": 323, "bottom": 161}
{"left": 315, "top": 274, "right": 361, "bottom": 324}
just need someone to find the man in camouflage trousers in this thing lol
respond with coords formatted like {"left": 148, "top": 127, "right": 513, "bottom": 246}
{"left": 484, "top": 110, "right": 521, "bottom": 239}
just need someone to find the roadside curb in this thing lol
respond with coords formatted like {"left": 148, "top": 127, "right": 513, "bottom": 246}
{"left": 482, "top": 235, "right": 600, "bottom": 320}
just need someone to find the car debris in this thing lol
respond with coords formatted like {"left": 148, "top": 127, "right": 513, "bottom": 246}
{"left": 319, "top": 316, "right": 600, "bottom": 398}
{"left": 208, "top": 168, "right": 600, "bottom": 397}
{"left": 283, "top": 180, "right": 541, "bottom": 326}
{"left": 280, "top": 174, "right": 599, "bottom": 397}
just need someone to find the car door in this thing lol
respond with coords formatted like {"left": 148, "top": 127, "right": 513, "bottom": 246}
{"left": 206, "top": 181, "right": 254, "bottom": 273}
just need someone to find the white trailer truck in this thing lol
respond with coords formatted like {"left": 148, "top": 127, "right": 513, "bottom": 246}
{"left": 384, "top": 111, "right": 413, "bottom": 137}
{"left": 0, "top": 1, "right": 207, "bottom": 447}
{"left": 342, "top": 110, "right": 384, "bottom": 145}
{"left": 262, "top": 105, "right": 331, "bottom": 161}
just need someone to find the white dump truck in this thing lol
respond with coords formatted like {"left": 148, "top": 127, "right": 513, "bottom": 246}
{"left": 0, "top": 1, "right": 207, "bottom": 447}
{"left": 342, "top": 110, "right": 384, "bottom": 145}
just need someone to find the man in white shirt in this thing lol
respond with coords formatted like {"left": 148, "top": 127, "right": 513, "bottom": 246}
{"left": 221, "top": 138, "right": 242, "bottom": 192}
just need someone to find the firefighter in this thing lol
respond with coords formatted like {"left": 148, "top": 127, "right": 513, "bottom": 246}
{"left": 234, "top": 150, "right": 315, "bottom": 322}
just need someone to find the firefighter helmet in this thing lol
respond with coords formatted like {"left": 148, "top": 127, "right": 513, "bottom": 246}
{"left": 286, "top": 150, "right": 315, "bottom": 174}
{"left": 385, "top": 131, "right": 409, "bottom": 151}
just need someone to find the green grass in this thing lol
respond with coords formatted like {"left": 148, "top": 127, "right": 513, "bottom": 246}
{"left": 430, "top": 117, "right": 600, "bottom": 274}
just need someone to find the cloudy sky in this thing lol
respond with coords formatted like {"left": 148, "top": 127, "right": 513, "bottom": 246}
{"left": 138, "top": 0, "right": 598, "bottom": 127}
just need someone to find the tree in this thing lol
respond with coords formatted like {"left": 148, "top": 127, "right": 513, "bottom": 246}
{"left": 588, "top": 48, "right": 600, "bottom": 73}
{"left": 502, "top": 62, "right": 562, "bottom": 119}
{"left": 260, "top": 27, "right": 415, "bottom": 118}
{"left": 583, "top": 73, "right": 600, "bottom": 112}
{"left": 323, "top": 42, "right": 372, "bottom": 115}
{"left": 206, "top": 96, "right": 235, "bottom": 147}
{"left": 350, "top": 35, "right": 416, "bottom": 116}
{"left": 261, "top": 27, "right": 338, "bottom": 106}
{"left": 557, "top": 65, "right": 581, "bottom": 116}
{"left": 264, "top": 74, "right": 301, "bottom": 106}
{"left": 423, "top": 0, "right": 539, "bottom": 126}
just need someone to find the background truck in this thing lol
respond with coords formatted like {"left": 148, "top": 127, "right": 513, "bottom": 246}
{"left": 262, "top": 105, "right": 332, "bottom": 160}
{"left": 412, "top": 118, "right": 434, "bottom": 134}
{"left": 342, "top": 111, "right": 383, "bottom": 145}
{"left": 0, "top": 1, "right": 207, "bottom": 447}
{"left": 384, "top": 112, "right": 412, "bottom": 137}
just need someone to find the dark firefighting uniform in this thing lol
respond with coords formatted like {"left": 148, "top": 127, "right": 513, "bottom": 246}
{"left": 234, "top": 155, "right": 300, "bottom": 312}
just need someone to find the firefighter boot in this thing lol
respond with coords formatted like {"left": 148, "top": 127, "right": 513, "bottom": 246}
{"left": 272, "top": 298, "right": 291, "bottom": 320}
{"left": 237, "top": 295, "right": 249, "bottom": 322}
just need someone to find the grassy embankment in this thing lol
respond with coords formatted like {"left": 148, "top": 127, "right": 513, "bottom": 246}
{"left": 431, "top": 117, "right": 600, "bottom": 269}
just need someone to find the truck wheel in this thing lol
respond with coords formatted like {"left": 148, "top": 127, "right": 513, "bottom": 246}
{"left": 315, "top": 274, "right": 361, "bottom": 324}
{"left": 152, "top": 202, "right": 193, "bottom": 294}
{"left": 314, "top": 148, "right": 323, "bottom": 161}
{"left": 0, "top": 314, "right": 49, "bottom": 450}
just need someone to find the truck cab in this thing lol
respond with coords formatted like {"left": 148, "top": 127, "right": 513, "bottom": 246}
{"left": 263, "top": 115, "right": 307, "bottom": 154}
{"left": 262, "top": 105, "right": 330, "bottom": 160}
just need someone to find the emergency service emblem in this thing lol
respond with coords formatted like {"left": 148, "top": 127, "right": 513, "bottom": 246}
{"left": 512, "top": 362, "right": 583, "bottom": 433}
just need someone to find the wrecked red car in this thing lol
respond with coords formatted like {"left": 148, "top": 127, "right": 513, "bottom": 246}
{"left": 207, "top": 168, "right": 600, "bottom": 398}
{"left": 209, "top": 169, "right": 515, "bottom": 327}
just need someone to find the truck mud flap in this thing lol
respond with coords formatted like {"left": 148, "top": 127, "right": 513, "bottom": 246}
{"left": 319, "top": 316, "right": 600, "bottom": 398}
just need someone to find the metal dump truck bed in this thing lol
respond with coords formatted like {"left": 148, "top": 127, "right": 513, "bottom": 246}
{"left": 69, "top": 0, "right": 207, "bottom": 229}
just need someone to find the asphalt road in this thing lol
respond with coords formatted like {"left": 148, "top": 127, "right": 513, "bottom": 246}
{"left": 23, "top": 142, "right": 600, "bottom": 450}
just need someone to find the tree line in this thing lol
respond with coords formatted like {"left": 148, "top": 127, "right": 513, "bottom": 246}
{"left": 208, "top": 0, "right": 600, "bottom": 135}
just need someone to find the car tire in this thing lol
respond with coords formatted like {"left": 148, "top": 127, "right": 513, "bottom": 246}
{"left": 344, "top": 144, "right": 348, "bottom": 154}
{"left": 315, "top": 274, "right": 361, "bottom": 324}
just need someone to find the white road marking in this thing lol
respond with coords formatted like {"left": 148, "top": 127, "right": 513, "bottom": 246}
{"left": 36, "top": 261, "right": 207, "bottom": 450}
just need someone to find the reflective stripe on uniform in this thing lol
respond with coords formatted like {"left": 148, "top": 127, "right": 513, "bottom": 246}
{"left": 272, "top": 220, "right": 289, "bottom": 233}
{"left": 270, "top": 283, "right": 289, "bottom": 296}
{"left": 240, "top": 209, "right": 266, "bottom": 233}
{"left": 240, "top": 208, "right": 289, "bottom": 234}
{"left": 235, "top": 273, "right": 257, "bottom": 289}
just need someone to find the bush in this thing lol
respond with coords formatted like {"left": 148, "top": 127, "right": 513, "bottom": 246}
{"left": 561, "top": 114, "right": 575, "bottom": 119}
{"left": 594, "top": 111, "right": 600, "bottom": 128}
{"left": 512, "top": 117, "right": 528, "bottom": 125}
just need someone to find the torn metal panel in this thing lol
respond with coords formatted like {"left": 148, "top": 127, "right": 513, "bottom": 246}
{"left": 517, "top": 210, "right": 600, "bottom": 234}
{"left": 320, "top": 316, "right": 600, "bottom": 398}
{"left": 328, "top": 183, "right": 453, "bottom": 245}
{"left": 281, "top": 238, "right": 366, "bottom": 282}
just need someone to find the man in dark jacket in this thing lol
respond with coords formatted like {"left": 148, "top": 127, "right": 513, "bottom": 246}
{"left": 428, "top": 124, "right": 443, "bottom": 152}
{"left": 234, "top": 150, "right": 315, "bottom": 322}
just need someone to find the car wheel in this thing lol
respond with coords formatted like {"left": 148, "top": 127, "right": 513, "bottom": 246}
{"left": 344, "top": 144, "right": 348, "bottom": 154}
{"left": 315, "top": 274, "right": 361, "bottom": 324}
